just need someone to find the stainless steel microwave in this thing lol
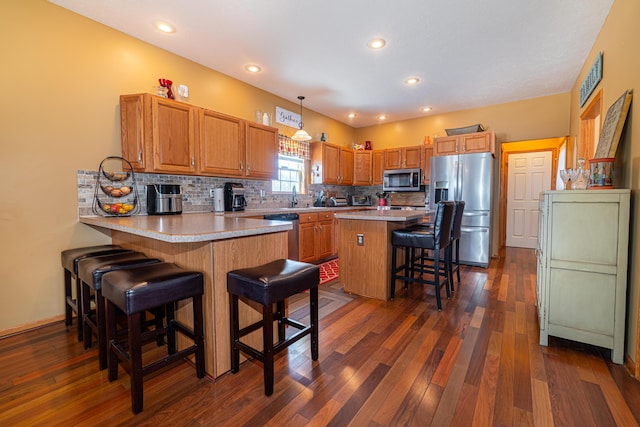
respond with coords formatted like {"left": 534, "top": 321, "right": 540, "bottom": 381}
{"left": 383, "top": 168, "right": 422, "bottom": 192}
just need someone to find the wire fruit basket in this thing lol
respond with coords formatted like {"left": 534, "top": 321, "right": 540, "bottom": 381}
{"left": 92, "top": 156, "right": 140, "bottom": 217}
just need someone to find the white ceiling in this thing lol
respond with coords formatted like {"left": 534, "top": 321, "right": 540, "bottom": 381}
{"left": 50, "top": 0, "right": 613, "bottom": 128}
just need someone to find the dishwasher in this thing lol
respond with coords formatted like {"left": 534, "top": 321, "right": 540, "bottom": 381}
{"left": 263, "top": 213, "right": 299, "bottom": 261}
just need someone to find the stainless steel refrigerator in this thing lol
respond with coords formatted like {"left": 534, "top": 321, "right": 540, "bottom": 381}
{"left": 430, "top": 152, "right": 493, "bottom": 267}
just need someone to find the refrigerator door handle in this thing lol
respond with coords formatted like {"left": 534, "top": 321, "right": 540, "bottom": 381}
{"left": 461, "top": 227, "right": 488, "bottom": 233}
{"left": 463, "top": 212, "right": 489, "bottom": 217}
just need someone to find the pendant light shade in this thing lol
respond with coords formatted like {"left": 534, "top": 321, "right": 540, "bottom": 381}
{"left": 292, "top": 96, "right": 312, "bottom": 141}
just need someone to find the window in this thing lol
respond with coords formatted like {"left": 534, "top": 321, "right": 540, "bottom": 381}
{"left": 272, "top": 154, "right": 305, "bottom": 193}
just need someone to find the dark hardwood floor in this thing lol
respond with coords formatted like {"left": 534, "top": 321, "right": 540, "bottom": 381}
{"left": 1, "top": 247, "right": 639, "bottom": 426}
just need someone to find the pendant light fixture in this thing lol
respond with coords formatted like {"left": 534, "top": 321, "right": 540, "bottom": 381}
{"left": 291, "top": 96, "right": 312, "bottom": 141}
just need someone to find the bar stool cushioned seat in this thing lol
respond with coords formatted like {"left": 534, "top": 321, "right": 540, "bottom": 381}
{"left": 77, "top": 252, "right": 162, "bottom": 370}
{"left": 227, "top": 259, "right": 319, "bottom": 396}
{"left": 390, "top": 201, "right": 454, "bottom": 310}
{"left": 61, "top": 245, "right": 132, "bottom": 340}
{"left": 102, "top": 262, "right": 205, "bottom": 414}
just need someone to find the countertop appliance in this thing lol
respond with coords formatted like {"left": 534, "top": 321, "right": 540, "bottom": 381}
{"left": 224, "top": 182, "right": 247, "bottom": 212}
{"left": 383, "top": 168, "right": 422, "bottom": 192}
{"left": 263, "top": 213, "right": 299, "bottom": 261}
{"left": 326, "top": 197, "right": 348, "bottom": 207}
{"left": 430, "top": 152, "right": 494, "bottom": 267}
{"left": 351, "top": 195, "right": 372, "bottom": 206}
{"left": 212, "top": 188, "right": 225, "bottom": 213}
{"left": 146, "top": 184, "right": 182, "bottom": 215}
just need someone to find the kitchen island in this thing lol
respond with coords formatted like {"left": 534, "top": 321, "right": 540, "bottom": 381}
{"left": 80, "top": 213, "right": 291, "bottom": 378}
{"left": 334, "top": 210, "right": 426, "bottom": 301}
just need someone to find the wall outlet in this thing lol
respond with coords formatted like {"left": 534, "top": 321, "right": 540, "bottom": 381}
{"left": 209, "top": 189, "right": 215, "bottom": 198}
{"left": 357, "top": 234, "right": 364, "bottom": 246}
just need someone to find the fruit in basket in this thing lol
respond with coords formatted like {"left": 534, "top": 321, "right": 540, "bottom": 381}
{"left": 120, "top": 186, "right": 131, "bottom": 195}
{"left": 110, "top": 205, "right": 119, "bottom": 213}
{"left": 103, "top": 185, "right": 114, "bottom": 194}
{"left": 110, "top": 189, "right": 123, "bottom": 197}
{"left": 123, "top": 203, "right": 134, "bottom": 211}
{"left": 103, "top": 204, "right": 111, "bottom": 212}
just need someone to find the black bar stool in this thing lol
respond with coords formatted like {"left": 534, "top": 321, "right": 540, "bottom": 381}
{"left": 390, "top": 201, "right": 454, "bottom": 310}
{"left": 77, "top": 252, "right": 162, "bottom": 370}
{"left": 227, "top": 259, "right": 319, "bottom": 396}
{"left": 411, "top": 200, "right": 465, "bottom": 294}
{"left": 61, "top": 245, "right": 132, "bottom": 340}
{"left": 102, "top": 262, "right": 205, "bottom": 414}
{"left": 448, "top": 201, "right": 465, "bottom": 290}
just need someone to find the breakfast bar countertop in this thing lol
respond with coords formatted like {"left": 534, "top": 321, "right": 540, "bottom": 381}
{"left": 334, "top": 209, "right": 426, "bottom": 222}
{"left": 79, "top": 212, "right": 292, "bottom": 243}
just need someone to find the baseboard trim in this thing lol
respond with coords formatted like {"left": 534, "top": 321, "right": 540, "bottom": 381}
{"left": 0, "top": 315, "right": 66, "bottom": 339}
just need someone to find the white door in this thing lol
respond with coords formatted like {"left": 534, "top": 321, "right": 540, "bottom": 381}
{"left": 506, "top": 151, "right": 552, "bottom": 248}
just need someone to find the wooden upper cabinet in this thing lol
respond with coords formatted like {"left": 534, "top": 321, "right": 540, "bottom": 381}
{"left": 245, "top": 122, "right": 278, "bottom": 179}
{"left": 353, "top": 150, "right": 373, "bottom": 185}
{"left": 421, "top": 146, "right": 433, "bottom": 184}
{"left": 339, "top": 147, "right": 354, "bottom": 185}
{"left": 120, "top": 93, "right": 279, "bottom": 179}
{"left": 372, "top": 150, "right": 385, "bottom": 185}
{"left": 151, "top": 96, "right": 197, "bottom": 174}
{"left": 120, "top": 94, "right": 147, "bottom": 171}
{"left": 198, "top": 109, "right": 244, "bottom": 177}
{"left": 120, "top": 93, "right": 197, "bottom": 174}
{"left": 311, "top": 142, "right": 353, "bottom": 185}
{"left": 384, "top": 146, "right": 422, "bottom": 169}
{"left": 434, "top": 130, "right": 495, "bottom": 156}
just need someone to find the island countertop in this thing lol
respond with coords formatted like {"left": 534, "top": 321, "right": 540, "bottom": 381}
{"left": 334, "top": 209, "right": 426, "bottom": 222}
{"left": 79, "top": 212, "right": 292, "bottom": 243}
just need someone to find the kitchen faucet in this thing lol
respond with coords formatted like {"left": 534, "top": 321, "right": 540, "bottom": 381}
{"left": 290, "top": 185, "right": 298, "bottom": 208}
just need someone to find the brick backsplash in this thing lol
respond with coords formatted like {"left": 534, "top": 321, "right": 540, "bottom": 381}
{"left": 77, "top": 170, "right": 385, "bottom": 216}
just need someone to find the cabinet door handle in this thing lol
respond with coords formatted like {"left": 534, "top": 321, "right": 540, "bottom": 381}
{"left": 247, "top": 163, "right": 251, "bottom": 173}
{"left": 191, "top": 157, "right": 195, "bottom": 168}
{"left": 138, "top": 150, "right": 142, "bottom": 163}
{"left": 239, "top": 161, "right": 243, "bottom": 171}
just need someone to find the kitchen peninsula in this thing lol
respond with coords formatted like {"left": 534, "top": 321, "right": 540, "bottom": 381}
{"left": 335, "top": 210, "right": 426, "bottom": 301}
{"left": 80, "top": 213, "right": 291, "bottom": 378}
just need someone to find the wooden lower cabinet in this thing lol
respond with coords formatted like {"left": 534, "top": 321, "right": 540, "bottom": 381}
{"left": 299, "top": 211, "right": 335, "bottom": 262}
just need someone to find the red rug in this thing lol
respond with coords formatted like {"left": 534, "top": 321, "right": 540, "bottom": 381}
{"left": 319, "top": 258, "right": 339, "bottom": 285}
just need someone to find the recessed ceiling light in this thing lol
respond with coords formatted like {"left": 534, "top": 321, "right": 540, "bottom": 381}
{"left": 404, "top": 77, "right": 420, "bottom": 85}
{"left": 368, "top": 38, "right": 386, "bottom": 49}
{"left": 245, "top": 64, "right": 262, "bottom": 73}
{"left": 155, "top": 21, "right": 176, "bottom": 33}
{"left": 378, "top": 114, "right": 387, "bottom": 121}
{"left": 421, "top": 106, "right": 432, "bottom": 112}
{"left": 347, "top": 112, "right": 357, "bottom": 119}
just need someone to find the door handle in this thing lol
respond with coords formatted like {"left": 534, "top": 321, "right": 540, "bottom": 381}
{"left": 460, "top": 227, "right": 488, "bottom": 233}
{"left": 463, "top": 212, "right": 489, "bottom": 217}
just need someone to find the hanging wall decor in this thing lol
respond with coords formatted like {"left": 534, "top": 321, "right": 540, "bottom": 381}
{"left": 594, "top": 89, "right": 633, "bottom": 159}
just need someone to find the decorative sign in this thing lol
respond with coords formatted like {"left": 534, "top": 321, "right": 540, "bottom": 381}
{"left": 580, "top": 52, "right": 603, "bottom": 107}
{"left": 594, "top": 89, "right": 633, "bottom": 158}
{"left": 275, "top": 106, "right": 301, "bottom": 129}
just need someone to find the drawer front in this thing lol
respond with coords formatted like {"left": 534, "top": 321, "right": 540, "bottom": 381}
{"left": 299, "top": 213, "right": 319, "bottom": 224}
{"left": 318, "top": 211, "right": 334, "bottom": 221}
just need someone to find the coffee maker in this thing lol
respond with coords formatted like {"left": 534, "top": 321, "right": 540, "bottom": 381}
{"left": 224, "top": 182, "right": 247, "bottom": 212}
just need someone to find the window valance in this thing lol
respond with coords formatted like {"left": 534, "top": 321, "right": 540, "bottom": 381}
{"left": 278, "top": 134, "right": 310, "bottom": 160}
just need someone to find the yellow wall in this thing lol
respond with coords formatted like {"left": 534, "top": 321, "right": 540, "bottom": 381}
{"left": 568, "top": 0, "right": 640, "bottom": 364}
{"left": 0, "top": 0, "right": 356, "bottom": 332}
{"left": 355, "top": 93, "right": 571, "bottom": 149}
